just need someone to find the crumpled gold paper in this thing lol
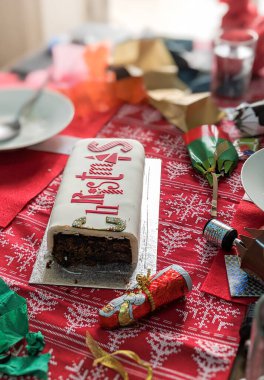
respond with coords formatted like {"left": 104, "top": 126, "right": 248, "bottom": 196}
{"left": 112, "top": 38, "right": 189, "bottom": 92}
{"left": 113, "top": 38, "right": 175, "bottom": 71}
{"left": 148, "top": 89, "right": 224, "bottom": 132}
{"left": 143, "top": 65, "right": 188, "bottom": 91}
{"left": 112, "top": 38, "right": 224, "bottom": 132}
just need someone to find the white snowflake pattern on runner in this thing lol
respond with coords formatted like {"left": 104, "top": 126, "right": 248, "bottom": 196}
{"left": 175, "top": 283, "right": 241, "bottom": 331}
{"left": 193, "top": 237, "right": 219, "bottom": 266}
{"left": 141, "top": 107, "right": 162, "bottom": 124}
{"left": 48, "top": 348, "right": 58, "bottom": 367}
{"left": 193, "top": 339, "right": 236, "bottom": 380}
{"left": 65, "top": 359, "right": 90, "bottom": 380}
{"left": 164, "top": 193, "right": 211, "bottom": 224}
{"left": 85, "top": 366, "right": 115, "bottom": 380}
{"left": 152, "top": 134, "right": 188, "bottom": 159}
{"left": 119, "top": 126, "right": 155, "bottom": 143}
{"left": 99, "top": 124, "right": 155, "bottom": 144}
{"left": 97, "top": 120, "right": 117, "bottom": 137}
{"left": 26, "top": 190, "right": 56, "bottom": 216}
{"left": 107, "top": 324, "right": 146, "bottom": 352}
{"left": 226, "top": 172, "right": 243, "bottom": 194}
{"left": 5, "top": 233, "right": 40, "bottom": 272}
{"left": 64, "top": 302, "right": 98, "bottom": 333}
{"left": 49, "top": 174, "right": 63, "bottom": 189}
{"left": 160, "top": 226, "right": 192, "bottom": 256}
{"left": 116, "top": 104, "right": 142, "bottom": 118}
{"left": 194, "top": 173, "right": 211, "bottom": 188}
{"left": 64, "top": 358, "right": 113, "bottom": 380}
{"left": 0, "top": 227, "right": 14, "bottom": 247}
{"left": 217, "top": 203, "right": 237, "bottom": 224}
{"left": 164, "top": 161, "right": 190, "bottom": 180}
{"left": 28, "top": 289, "right": 59, "bottom": 318}
{"left": 147, "top": 328, "right": 187, "bottom": 367}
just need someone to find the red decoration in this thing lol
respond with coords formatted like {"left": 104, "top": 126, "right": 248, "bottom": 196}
{"left": 71, "top": 193, "right": 104, "bottom": 204}
{"left": 86, "top": 205, "right": 119, "bottom": 215}
{"left": 99, "top": 265, "right": 192, "bottom": 329}
{"left": 87, "top": 140, "right": 133, "bottom": 153}
{"left": 219, "top": 0, "right": 264, "bottom": 74}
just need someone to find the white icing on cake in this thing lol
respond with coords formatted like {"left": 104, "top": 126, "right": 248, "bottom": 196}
{"left": 47, "top": 138, "right": 145, "bottom": 264}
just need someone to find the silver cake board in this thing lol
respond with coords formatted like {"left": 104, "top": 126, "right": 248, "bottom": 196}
{"left": 29, "top": 158, "right": 161, "bottom": 289}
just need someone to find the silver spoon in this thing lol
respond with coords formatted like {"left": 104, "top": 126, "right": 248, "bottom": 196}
{"left": 0, "top": 86, "right": 45, "bottom": 142}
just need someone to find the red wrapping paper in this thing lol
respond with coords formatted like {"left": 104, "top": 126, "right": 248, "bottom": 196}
{"left": 99, "top": 264, "right": 192, "bottom": 329}
{"left": 0, "top": 150, "right": 68, "bottom": 228}
{"left": 201, "top": 199, "right": 264, "bottom": 304}
{"left": 219, "top": 0, "right": 264, "bottom": 74}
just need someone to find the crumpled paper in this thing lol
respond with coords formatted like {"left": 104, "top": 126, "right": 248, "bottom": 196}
{"left": 112, "top": 38, "right": 223, "bottom": 131}
{"left": 148, "top": 90, "right": 224, "bottom": 132}
{"left": 26, "top": 331, "right": 46, "bottom": 356}
{"left": 113, "top": 38, "right": 175, "bottom": 71}
{"left": 112, "top": 38, "right": 189, "bottom": 92}
{"left": 51, "top": 41, "right": 147, "bottom": 117}
{"left": 0, "top": 277, "right": 50, "bottom": 379}
{"left": 51, "top": 43, "right": 90, "bottom": 84}
{"left": 0, "top": 354, "right": 51, "bottom": 379}
{"left": 0, "top": 279, "right": 28, "bottom": 353}
{"left": 61, "top": 76, "right": 147, "bottom": 118}
{"left": 25, "top": 38, "right": 223, "bottom": 132}
{"left": 233, "top": 100, "right": 264, "bottom": 135}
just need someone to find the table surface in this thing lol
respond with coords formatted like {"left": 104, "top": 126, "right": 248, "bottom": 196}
{"left": 0, "top": 98, "right": 250, "bottom": 380}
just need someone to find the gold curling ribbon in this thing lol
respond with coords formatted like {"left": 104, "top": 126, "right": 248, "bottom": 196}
{"left": 86, "top": 332, "right": 153, "bottom": 380}
{"left": 204, "top": 141, "right": 229, "bottom": 218}
{"left": 136, "top": 269, "right": 156, "bottom": 311}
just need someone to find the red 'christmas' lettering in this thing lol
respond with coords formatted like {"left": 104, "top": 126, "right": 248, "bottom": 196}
{"left": 76, "top": 172, "right": 124, "bottom": 181}
{"left": 71, "top": 192, "right": 105, "bottom": 204}
{"left": 86, "top": 205, "right": 119, "bottom": 215}
{"left": 87, "top": 140, "right": 133, "bottom": 153}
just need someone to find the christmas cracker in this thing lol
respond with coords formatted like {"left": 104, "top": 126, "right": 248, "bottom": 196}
{"left": 99, "top": 264, "right": 192, "bottom": 328}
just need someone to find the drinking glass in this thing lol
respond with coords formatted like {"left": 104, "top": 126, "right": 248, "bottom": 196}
{"left": 211, "top": 28, "right": 258, "bottom": 100}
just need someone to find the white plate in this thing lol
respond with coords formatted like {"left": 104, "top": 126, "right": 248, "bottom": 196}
{"left": 241, "top": 148, "right": 264, "bottom": 211}
{"left": 0, "top": 88, "right": 74, "bottom": 150}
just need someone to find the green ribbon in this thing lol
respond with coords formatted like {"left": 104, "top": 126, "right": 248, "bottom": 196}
{"left": 0, "top": 277, "right": 50, "bottom": 379}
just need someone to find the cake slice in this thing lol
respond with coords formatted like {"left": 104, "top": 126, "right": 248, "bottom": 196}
{"left": 47, "top": 138, "right": 145, "bottom": 267}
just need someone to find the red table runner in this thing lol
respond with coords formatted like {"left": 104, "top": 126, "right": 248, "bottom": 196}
{"left": 0, "top": 103, "right": 248, "bottom": 379}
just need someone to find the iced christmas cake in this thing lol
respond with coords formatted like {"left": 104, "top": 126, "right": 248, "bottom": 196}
{"left": 47, "top": 138, "right": 145, "bottom": 267}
